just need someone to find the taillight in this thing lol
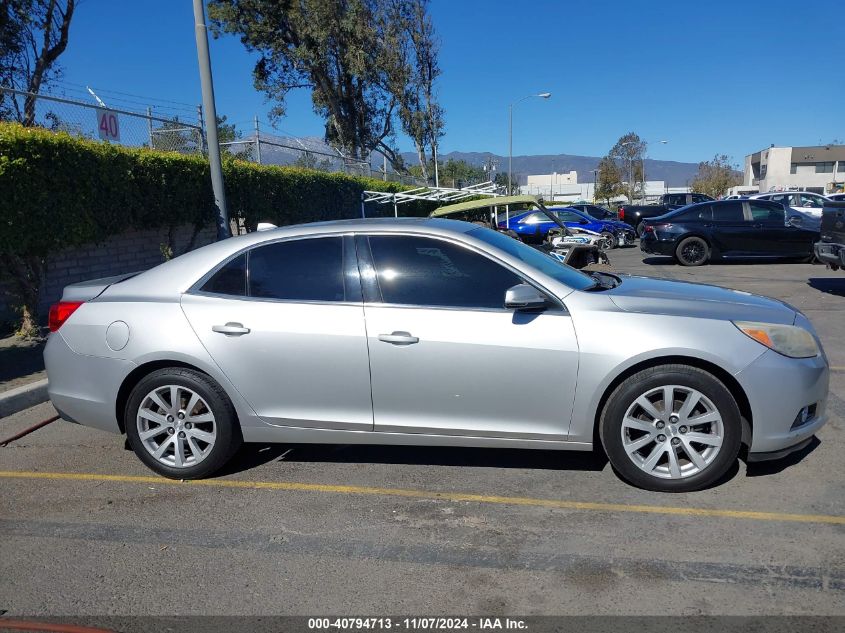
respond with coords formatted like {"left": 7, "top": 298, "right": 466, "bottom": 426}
{"left": 48, "top": 301, "right": 83, "bottom": 332}
{"left": 618, "top": 208, "right": 625, "bottom": 221}
{"left": 643, "top": 225, "right": 654, "bottom": 234}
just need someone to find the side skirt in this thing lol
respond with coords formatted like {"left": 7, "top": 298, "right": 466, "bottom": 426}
{"left": 241, "top": 425, "right": 591, "bottom": 452}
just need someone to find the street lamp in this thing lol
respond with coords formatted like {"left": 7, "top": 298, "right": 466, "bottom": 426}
{"left": 621, "top": 139, "right": 668, "bottom": 203}
{"left": 509, "top": 92, "right": 551, "bottom": 195}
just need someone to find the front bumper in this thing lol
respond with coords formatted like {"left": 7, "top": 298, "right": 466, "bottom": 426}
{"left": 814, "top": 241, "right": 845, "bottom": 268}
{"left": 616, "top": 229, "right": 638, "bottom": 246}
{"left": 44, "top": 331, "right": 134, "bottom": 434}
{"left": 735, "top": 349, "right": 829, "bottom": 455}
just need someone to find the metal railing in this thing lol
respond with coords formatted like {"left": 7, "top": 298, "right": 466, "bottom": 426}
{"left": 0, "top": 86, "right": 424, "bottom": 185}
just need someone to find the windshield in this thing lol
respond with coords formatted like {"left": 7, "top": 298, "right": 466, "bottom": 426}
{"left": 468, "top": 227, "right": 597, "bottom": 291}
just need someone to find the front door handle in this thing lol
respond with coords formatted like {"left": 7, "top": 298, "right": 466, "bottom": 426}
{"left": 212, "top": 322, "right": 250, "bottom": 336}
{"left": 378, "top": 331, "right": 419, "bottom": 345}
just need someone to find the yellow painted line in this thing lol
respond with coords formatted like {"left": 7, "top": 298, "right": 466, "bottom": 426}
{"left": 1, "top": 470, "right": 844, "bottom": 526}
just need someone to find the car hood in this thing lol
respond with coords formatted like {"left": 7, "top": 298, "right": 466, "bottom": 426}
{"left": 606, "top": 275, "right": 796, "bottom": 324}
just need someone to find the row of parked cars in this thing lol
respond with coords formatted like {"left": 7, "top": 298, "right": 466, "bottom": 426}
{"left": 497, "top": 191, "right": 845, "bottom": 270}
{"left": 635, "top": 192, "right": 845, "bottom": 267}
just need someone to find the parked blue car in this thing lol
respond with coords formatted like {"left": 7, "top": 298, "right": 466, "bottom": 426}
{"left": 499, "top": 206, "right": 637, "bottom": 248}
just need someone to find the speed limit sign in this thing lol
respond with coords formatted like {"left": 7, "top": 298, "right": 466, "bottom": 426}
{"left": 96, "top": 109, "right": 120, "bottom": 142}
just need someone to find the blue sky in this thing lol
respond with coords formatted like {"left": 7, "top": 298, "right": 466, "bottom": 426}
{"left": 54, "top": 0, "right": 842, "bottom": 164}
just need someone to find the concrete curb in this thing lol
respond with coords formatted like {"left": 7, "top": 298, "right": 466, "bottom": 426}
{"left": 0, "top": 379, "right": 49, "bottom": 418}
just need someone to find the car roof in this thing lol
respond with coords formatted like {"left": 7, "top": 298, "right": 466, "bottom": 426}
{"left": 117, "top": 217, "right": 480, "bottom": 297}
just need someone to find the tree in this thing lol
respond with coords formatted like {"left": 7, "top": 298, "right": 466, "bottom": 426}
{"left": 594, "top": 155, "right": 624, "bottom": 205}
{"left": 394, "top": 0, "right": 443, "bottom": 182}
{"left": 690, "top": 154, "right": 742, "bottom": 198}
{"left": 207, "top": 0, "right": 441, "bottom": 173}
{"left": 151, "top": 114, "right": 243, "bottom": 157}
{"left": 0, "top": 0, "right": 77, "bottom": 126}
{"left": 440, "top": 158, "right": 484, "bottom": 188}
{"left": 609, "top": 132, "right": 646, "bottom": 202}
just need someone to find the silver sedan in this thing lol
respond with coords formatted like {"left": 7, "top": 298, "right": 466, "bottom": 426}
{"left": 44, "top": 218, "right": 829, "bottom": 491}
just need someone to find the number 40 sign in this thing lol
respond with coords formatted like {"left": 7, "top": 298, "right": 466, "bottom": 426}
{"left": 96, "top": 109, "right": 120, "bottom": 142}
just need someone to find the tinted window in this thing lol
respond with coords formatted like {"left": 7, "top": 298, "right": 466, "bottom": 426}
{"left": 711, "top": 202, "right": 744, "bottom": 222}
{"left": 677, "top": 204, "right": 711, "bottom": 221}
{"left": 202, "top": 253, "right": 247, "bottom": 296}
{"left": 691, "top": 194, "right": 711, "bottom": 203}
{"left": 749, "top": 202, "right": 784, "bottom": 224}
{"left": 248, "top": 237, "right": 345, "bottom": 302}
{"left": 367, "top": 235, "right": 523, "bottom": 309}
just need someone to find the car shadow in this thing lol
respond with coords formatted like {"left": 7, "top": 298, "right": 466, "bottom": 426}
{"left": 641, "top": 256, "right": 677, "bottom": 266}
{"left": 808, "top": 277, "right": 845, "bottom": 297}
{"left": 744, "top": 436, "right": 820, "bottom": 477}
{"left": 219, "top": 442, "right": 609, "bottom": 475}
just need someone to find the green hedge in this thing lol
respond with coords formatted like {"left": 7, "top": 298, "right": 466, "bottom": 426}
{"left": 0, "top": 122, "right": 433, "bottom": 260}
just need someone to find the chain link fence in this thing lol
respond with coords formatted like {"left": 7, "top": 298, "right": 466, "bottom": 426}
{"left": 0, "top": 86, "right": 423, "bottom": 185}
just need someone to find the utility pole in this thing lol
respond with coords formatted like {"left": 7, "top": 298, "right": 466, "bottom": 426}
{"left": 254, "top": 116, "right": 262, "bottom": 164}
{"left": 433, "top": 140, "right": 439, "bottom": 187}
{"left": 193, "top": 0, "right": 230, "bottom": 240}
{"left": 146, "top": 107, "right": 154, "bottom": 149}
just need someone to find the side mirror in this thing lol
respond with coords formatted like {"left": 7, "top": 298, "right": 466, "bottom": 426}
{"left": 504, "top": 283, "right": 548, "bottom": 311}
{"left": 787, "top": 215, "right": 803, "bottom": 228}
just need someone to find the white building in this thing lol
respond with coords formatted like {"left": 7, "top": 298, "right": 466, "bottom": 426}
{"left": 519, "top": 176, "right": 675, "bottom": 203}
{"left": 744, "top": 145, "right": 845, "bottom": 195}
{"left": 525, "top": 171, "right": 578, "bottom": 189}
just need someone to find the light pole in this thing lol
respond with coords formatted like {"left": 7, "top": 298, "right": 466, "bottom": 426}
{"left": 193, "top": 0, "right": 229, "bottom": 240}
{"left": 509, "top": 92, "right": 551, "bottom": 195}
{"left": 642, "top": 140, "right": 668, "bottom": 203}
{"left": 621, "top": 138, "right": 667, "bottom": 203}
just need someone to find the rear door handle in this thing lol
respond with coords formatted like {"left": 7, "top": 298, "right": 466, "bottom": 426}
{"left": 378, "top": 331, "right": 419, "bottom": 345}
{"left": 212, "top": 322, "right": 250, "bottom": 336}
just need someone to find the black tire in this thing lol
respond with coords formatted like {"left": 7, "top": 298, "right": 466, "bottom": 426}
{"left": 599, "top": 364, "right": 742, "bottom": 492}
{"left": 675, "top": 236, "right": 710, "bottom": 266}
{"left": 125, "top": 367, "right": 242, "bottom": 479}
{"left": 600, "top": 231, "right": 617, "bottom": 250}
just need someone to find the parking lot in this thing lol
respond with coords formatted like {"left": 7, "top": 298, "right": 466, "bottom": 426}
{"left": 1, "top": 247, "right": 844, "bottom": 617}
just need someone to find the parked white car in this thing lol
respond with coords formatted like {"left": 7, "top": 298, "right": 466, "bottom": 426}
{"left": 748, "top": 191, "right": 829, "bottom": 219}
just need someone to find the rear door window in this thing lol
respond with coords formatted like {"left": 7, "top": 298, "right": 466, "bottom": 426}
{"left": 248, "top": 237, "right": 345, "bottom": 302}
{"left": 710, "top": 202, "right": 744, "bottom": 222}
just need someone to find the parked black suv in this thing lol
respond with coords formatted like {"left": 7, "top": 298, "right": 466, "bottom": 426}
{"left": 814, "top": 200, "right": 845, "bottom": 270}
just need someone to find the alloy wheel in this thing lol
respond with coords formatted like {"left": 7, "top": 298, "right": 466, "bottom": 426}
{"left": 620, "top": 385, "right": 724, "bottom": 479}
{"left": 136, "top": 384, "right": 217, "bottom": 468}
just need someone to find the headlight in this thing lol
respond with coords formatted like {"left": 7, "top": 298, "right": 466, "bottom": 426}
{"left": 733, "top": 321, "right": 819, "bottom": 358}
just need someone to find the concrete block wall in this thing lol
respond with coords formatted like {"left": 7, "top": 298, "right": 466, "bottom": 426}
{"left": 1, "top": 224, "right": 216, "bottom": 326}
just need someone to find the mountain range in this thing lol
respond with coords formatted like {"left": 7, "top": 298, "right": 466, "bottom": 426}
{"left": 405, "top": 151, "right": 702, "bottom": 187}
{"left": 252, "top": 133, "right": 701, "bottom": 187}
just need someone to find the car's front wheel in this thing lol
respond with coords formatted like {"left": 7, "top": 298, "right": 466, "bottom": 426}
{"left": 599, "top": 364, "right": 742, "bottom": 492}
{"left": 125, "top": 367, "right": 242, "bottom": 479}
{"left": 600, "top": 231, "right": 617, "bottom": 249}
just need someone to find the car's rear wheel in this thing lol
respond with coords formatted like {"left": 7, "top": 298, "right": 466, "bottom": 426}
{"left": 676, "top": 236, "right": 710, "bottom": 266}
{"left": 599, "top": 365, "right": 742, "bottom": 492}
{"left": 125, "top": 368, "right": 242, "bottom": 479}
{"left": 600, "top": 231, "right": 617, "bottom": 249}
